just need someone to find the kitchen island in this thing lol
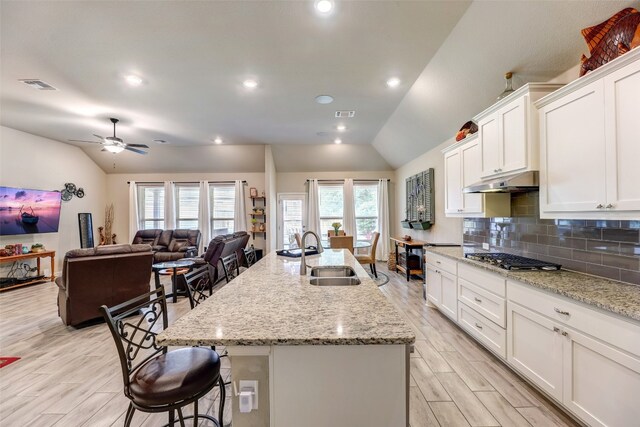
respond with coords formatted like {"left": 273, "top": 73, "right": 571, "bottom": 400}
{"left": 157, "top": 249, "right": 415, "bottom": 427}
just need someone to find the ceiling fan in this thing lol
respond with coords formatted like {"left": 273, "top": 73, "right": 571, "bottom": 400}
{"left": 69, "top": 118, "right": 149, "bottom": 155}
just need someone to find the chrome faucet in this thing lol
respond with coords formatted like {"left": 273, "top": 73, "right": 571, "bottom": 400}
{"left": 300, "top": 231, "right": 324, "bottom": 275}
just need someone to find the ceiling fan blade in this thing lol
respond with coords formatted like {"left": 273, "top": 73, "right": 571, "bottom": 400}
{"left": 93, "top": 134, "right": 105, "bottom": 140}
{"left": 125, "top": 146, "right": 148, "bottom": 155}
{"left": 68, "top": 139, "right": 103, "bottom": 144}
{"left": 126, "top": 144, "right": 149, "bottom": 148}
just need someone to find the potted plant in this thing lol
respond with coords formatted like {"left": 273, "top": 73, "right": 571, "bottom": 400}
{"left": 401, "top": 209, "right": 413, "bottom": 229}
{"left": 251, "top": 218, "right": 258, "bottom": 231}
{"left": 31, "top": 243, "right": 45, "bottom": 253}
{"left": 331, "top": 222, "right": 342, "bottom": 236}
{"left": 410, "top": 205, "right": 432, "bottom": 230}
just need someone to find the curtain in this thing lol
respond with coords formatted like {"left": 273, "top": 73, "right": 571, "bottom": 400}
{"left": 343, "top": 178, "right": 356, "bottom": 236}
{"left": 164, "top": 181, "right": 176, "bottom": 229}
{"left": 234, "top": 180, "right": 247, "bottom": 233}
{"left": 198, "top": 181, "right": 211, "bottom": 254}
{"left": 376, "top": 179, "right": 390, "bottom": 261}
{"left": 128, "top": 181, "right": 139, "bottom": 242}
{"left": 307, "top": 179, "right": 320, "bottom": 235}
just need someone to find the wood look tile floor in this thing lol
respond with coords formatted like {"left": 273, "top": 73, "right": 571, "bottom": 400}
{"left": 0, "top": 264, "right": 581, "bottom": 427}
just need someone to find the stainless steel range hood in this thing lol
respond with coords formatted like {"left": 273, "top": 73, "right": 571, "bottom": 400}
{"left": 463, "top": 171, "right": 539, "bottom": 193}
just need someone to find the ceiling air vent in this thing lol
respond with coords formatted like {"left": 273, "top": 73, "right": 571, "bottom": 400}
{"left": 19, "top": 79, "right": 57, "bottom": 90}
{"left": 335, "top": 110, "right": 355, "bottom": 118}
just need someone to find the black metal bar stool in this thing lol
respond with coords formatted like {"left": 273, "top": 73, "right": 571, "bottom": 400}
{"left": 100, "top": 287, "right": 225, "bottom": 426}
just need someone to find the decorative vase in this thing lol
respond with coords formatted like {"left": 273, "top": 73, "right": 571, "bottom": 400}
{"left": 259, "top": 223, "right": 266, "bottom": 232}
{"left": 497, "top": 72, "right": 515, "bottom": 100}
{"left": 333, "top": 228, "right": 339, "bottom": 236}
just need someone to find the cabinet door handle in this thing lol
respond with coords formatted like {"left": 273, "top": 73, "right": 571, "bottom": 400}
{"left": 605, "top": 204, "right": 614, "bottom": 209}
{"left": 561, "top": 331, "right": 569, "bottom": 337}
{"left": 475, "top": 323, "right": 483, "bottom": 330}
{"left": 596, "top": 204, "right": 604, "bottom": 209}
{"left": 436, "top": 260, "right": 441, "bottom": 264}
{"left": 493, "top": 169, "right": 498, "bottom": 173}
{"left": 553, "top": 326, "right": 560, "bottom": 333}
{"left": 474, "top": 297, "right": 482, "bottom": 303}
{"left": 554, "top": 308, "right": 570, "bottom": 316}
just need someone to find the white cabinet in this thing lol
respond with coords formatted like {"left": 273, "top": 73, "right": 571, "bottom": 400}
{"left": 537, "top": 48, "right": 640, "bottom": 219}
{"left": 425, "top": 254, "right": 457, "bottom": 322}
{"left": 475, "top": 84, "right": 562, "bottom": 179}
{"left": 442, "top": 136, "right": 510, "bottom": 218}
{"left": 507, "top": 280, "right": 640, "bottom": 427}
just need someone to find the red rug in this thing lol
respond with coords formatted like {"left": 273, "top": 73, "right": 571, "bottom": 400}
{"left": 0, "top": 357, "right": 20, "bottom": 368}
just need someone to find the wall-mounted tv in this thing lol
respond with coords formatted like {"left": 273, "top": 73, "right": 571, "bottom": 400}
{"left": 0, "top": 186, "right": 63, "bottom": 236}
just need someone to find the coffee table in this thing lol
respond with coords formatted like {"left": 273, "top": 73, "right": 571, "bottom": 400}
{"left": 152, "top": 260, "right": 195, "bottom": 303}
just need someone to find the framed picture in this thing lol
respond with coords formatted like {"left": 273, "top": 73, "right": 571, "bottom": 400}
{"left": 250, "top": 187, "right": 258, "bottom": 198}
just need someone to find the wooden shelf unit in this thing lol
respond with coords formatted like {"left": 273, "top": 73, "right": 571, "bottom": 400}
{"left": 250, "top": 196, "right": 267, "bottom": 240}
{"left": 0, "top": 250, "right": 56, "bottom": 291}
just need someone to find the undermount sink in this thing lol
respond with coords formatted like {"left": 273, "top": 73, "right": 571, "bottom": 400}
{"left": 310, "top": 266, "right": 357, "bottom": 278}
{"left": 309, "top": 266, "right": 361, "bottom": 286}
{"left": 309, "top": 276, "right": 361, "bottom": 286}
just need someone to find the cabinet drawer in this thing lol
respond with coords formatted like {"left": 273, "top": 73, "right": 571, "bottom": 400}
{"left": 425, "top": 253, "right": 456, "bottom": 275}
{"left": 458, "top": 277, "right": 506, "bottom": 328}
{"left": 458, "top": 263, "right": 506, "bottom": 297}
{"left": 458, "top": 302, "right": 506, "bottom": 359}
{"left": 508, "top": 280, "right": 640, "bottom": 357}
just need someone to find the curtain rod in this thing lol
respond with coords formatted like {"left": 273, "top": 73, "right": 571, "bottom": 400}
{"left": 127, "top": 180, "right": 247, "bottom": 185}
{"left": 305, "top": 179, "right": 390, "bottom": 183}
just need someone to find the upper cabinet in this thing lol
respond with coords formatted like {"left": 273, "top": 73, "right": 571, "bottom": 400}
{"left": 443, "top": 135, "right": 510, "bottom": 218}
{"left": 476, "top": 84, "right": 563, "bottom": 180}
{"left": 536, "top": 49, "right": 640, "bottom": 219}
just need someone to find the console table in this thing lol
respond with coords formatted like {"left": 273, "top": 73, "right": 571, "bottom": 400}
{"left": 0, "top": 250, "right": 56, "bottom": 291}
{"left": 390, "top": 238, "right": 427, "bottom": 281}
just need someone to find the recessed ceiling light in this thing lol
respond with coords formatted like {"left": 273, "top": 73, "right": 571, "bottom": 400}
{"left": 334, "top": 138, "right": 342, "bottom": 144}
{"left": 214, "top": 137, "right": 223, "bottom": 144}
{"left": 243, "top": 79, "right": 258, "bottom": 89}
{"left": 153, "top": 139, "right": 169, "bottom": 144}
{"left": 125, "top": 75, "right": 143, "bottom": 86}
{"left": 386, "top": 77, "right": 401, "bottom": 88}
{"left": 336, "top": 124, "right": 346, "bottom": 132}
{"left": 315, "top": 95, "right": 334, "bottom": 104}
{"left": 315, "top": 0, "right": 334, "bottom": 14}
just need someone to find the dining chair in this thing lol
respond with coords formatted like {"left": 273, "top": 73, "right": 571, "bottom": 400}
{"left": 355, "top": 232, "right": 380, "bottom": 278}
{"left": 221, "top": 253, "right": 240, "bottom": 283}
{"left": 183, "top": 265, "right": 211, "bottom": 309}
{"left": 243, "top": 246, "right": 257, "bottom": 268}
{"left": 294, "top": 232, "right": 302, "bottom": 249}
{"left": 100, "top": 287, "right": 225, "bottom": 427}
{"left": 329, "top": 235, "right": 354, "bottom": 253}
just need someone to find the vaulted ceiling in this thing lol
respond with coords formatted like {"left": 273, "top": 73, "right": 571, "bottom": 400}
{"left": 1, "top": 1, "right": 638, "bottom": 173}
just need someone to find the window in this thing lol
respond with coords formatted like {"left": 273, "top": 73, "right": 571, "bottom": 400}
{"left": 175, "top": 184, "right": 199, "bottom": 229}
{"left": 354, "top": 183, "right": 379, "bottom": 241}
{"left": 138, "top": 185, "right": 165, "bottom": 229}
{"left": 210, "top": 184, "right": 235, "bottom": 236}
{"left": 319, "top": 184, "right": 343, "bottom": 240}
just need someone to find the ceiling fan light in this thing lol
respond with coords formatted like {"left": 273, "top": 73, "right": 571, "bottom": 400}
{"left": 104, "top": 145, "right": 125, "bottom": 154}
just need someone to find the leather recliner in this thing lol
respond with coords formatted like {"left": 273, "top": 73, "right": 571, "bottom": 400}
{"left": 55, "top": 244, "right": 154, "bottom": 327}
{"left": 197, "top": 231, "right": 250, "bottom": 283}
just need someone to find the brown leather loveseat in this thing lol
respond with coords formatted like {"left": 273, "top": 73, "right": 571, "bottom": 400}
{"left": 55, "top": 244, "right": 153, "bottom": 327}
{"left": 132, "top": 229, "right": 201, "bottom": 262}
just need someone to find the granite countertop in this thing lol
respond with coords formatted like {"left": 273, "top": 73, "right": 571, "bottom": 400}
{"left": 425, "top": 247, "right": 640, "bottom": 322}
{"left": 157, "top": 249, "right": 415, "bottom": 347}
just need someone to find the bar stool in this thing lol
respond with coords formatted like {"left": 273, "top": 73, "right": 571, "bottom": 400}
{"left": 100, "top": 288, "right": 225, "bottom": 426}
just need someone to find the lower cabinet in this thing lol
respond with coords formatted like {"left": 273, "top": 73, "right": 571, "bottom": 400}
{"left": 507, "top": 282, "right": 640, "bottom": 427}
{"left": 425, "top": 265, "right": 442, "bottom": 307}
{"left": 439, "top": 270, "right": 457, "bottom": 321}
{"left": 425, "top": 254, "right": 457, "bottom": 322}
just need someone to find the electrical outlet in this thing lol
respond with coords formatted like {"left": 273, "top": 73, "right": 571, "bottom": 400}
{"left": 482, "top": 243, "right": 490, "bottom": 250}
{"left": 239, "top": 380, "right": 259, "bottom": 410}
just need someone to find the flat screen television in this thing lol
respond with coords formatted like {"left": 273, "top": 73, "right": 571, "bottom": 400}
{"left": 0, "top": 186, "right": 62, "bottom": 236}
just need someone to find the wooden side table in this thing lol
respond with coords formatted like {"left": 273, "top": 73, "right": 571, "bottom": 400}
{"left": 0, "top": 250, "right": 56, "bottom": 291}
{"left": 390, "top": 238, "right": 427, "bottom": 281}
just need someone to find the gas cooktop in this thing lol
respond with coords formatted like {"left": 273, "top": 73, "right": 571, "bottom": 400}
{"left": 464, "top": 253, "right": 562, "bottom": 271}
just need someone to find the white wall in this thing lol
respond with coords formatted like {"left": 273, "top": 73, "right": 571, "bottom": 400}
{"left": 394, "top": 138, "right": 463, "bottom": 245}
{"left": 106, "top": 172, "right": 265, "bottom": 251}
{"left": 0, "top": 126, "right": 107, "bottom": 275}
{"left": 265, "top": 146, "right": 277, "bottom": 253}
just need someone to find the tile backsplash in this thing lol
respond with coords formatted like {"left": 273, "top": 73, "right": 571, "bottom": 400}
{"left": 463, "top": 192, "right": 640, "bottom": 285}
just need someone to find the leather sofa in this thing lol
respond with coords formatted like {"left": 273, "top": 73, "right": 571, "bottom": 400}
{"left": 132, "top": 229, "right": 201, "bottom": 262}
{"left": 55, "top": 244, "right": 153, "bottom": 327}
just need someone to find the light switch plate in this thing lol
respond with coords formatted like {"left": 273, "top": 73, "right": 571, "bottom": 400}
{"left": 482, "top": 243, "right": 490, "bottom": 250}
